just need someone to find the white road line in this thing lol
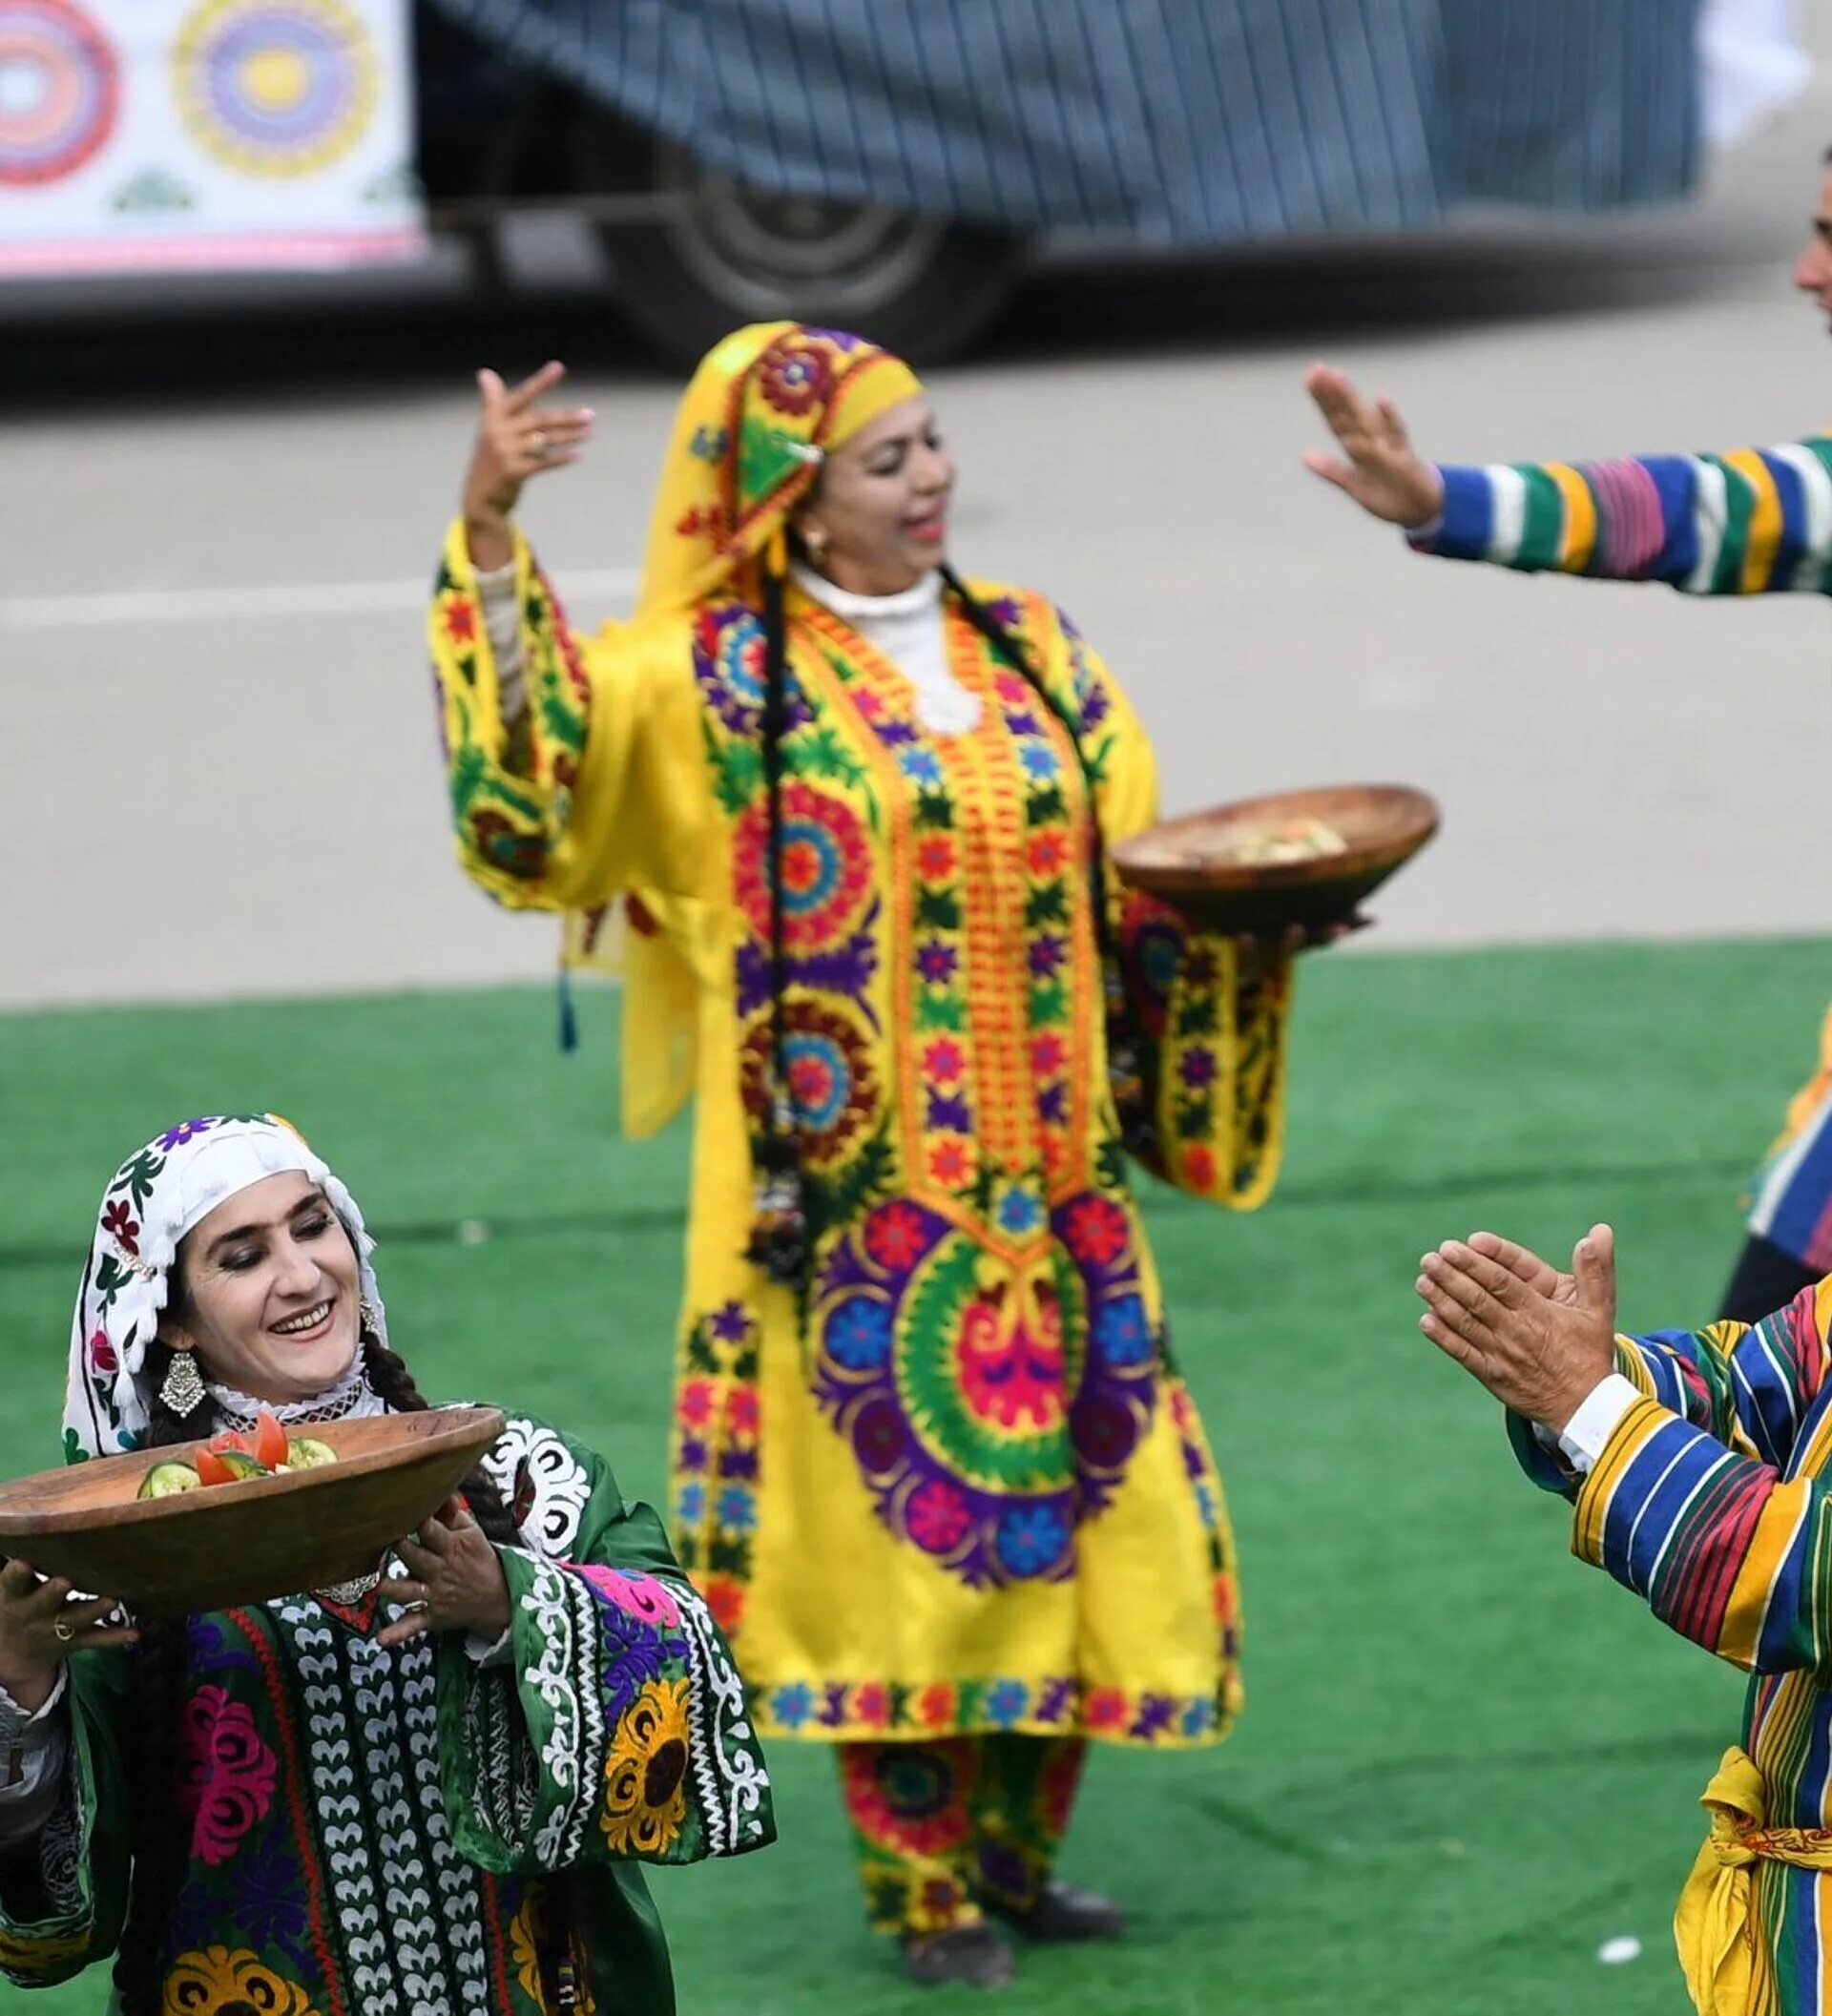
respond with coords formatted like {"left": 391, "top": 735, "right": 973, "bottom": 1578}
{"left": 0, "top": 566, "right": 639, "bottom": 631}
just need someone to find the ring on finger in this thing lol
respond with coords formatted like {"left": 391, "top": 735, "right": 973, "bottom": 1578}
{"left": 529, "top": 429, "right": 550, "bottom": 459}
{"left": 52, "top": 1620, "right": 74, "bottom": 1643}
{"left": 400, "top": 1599, "right": 429, "bottom": 1617}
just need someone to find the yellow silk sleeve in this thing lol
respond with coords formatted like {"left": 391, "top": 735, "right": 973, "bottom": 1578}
{"left": 427, "top": 519, "right": 717, "bottom": 918}
{"left": 1041, "top": 608, "right": 1295, "bottom": 1210}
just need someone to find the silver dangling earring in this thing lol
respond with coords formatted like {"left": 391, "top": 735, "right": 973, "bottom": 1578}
{"left": 802, "top": 524, "right": 829, "bottom": 565}
{"left": 159, "top": 1348, "right": 205, "bottom": 1419}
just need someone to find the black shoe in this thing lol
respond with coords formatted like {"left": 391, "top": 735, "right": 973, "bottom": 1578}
{"left": 995, "top": 1881, "right": 1126, "bottom": 1943}
{"left": 901, "top": 1921, "right": 1018, "bottom": 1987}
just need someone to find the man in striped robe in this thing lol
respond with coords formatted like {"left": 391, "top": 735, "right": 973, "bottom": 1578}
{"left": 1304, "top": 148, "right": 1832, "bottom": 1326}
{"left": 1415, "top": 1221, "right": 1832, "bottom": 2016}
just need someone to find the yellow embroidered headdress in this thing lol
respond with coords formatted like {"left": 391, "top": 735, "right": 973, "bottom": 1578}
{"left": 634, "top": 321, "right": 924, "bottom": 618}
{"left": 577, "top": 324, "right": 923, "bottom": 1152}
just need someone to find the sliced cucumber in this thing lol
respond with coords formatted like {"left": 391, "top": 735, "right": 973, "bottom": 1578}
{"left": 214, "top": 1450, "right": 269, "bottom": 1482}
{"left": 285, "top": 1437, "right": 337, "bottom": 1470}
{"left": 137, "top": 1461, "right": 202, "bottom": 1500}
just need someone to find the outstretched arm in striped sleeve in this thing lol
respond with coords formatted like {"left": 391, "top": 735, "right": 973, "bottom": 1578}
{"left": 1304, "top": 364, "right": 1832, "bottom": 595}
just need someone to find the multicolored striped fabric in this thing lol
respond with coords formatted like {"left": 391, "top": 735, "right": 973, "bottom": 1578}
{"left": 1421, "top": 438, "right": 1832, "bottom": 594}
{"left": 1753, "top": 1008, "right": 1832, "bottom": 1275}
{"left": 423, "top": 0, "right": 1702, "bottom": 242}
{"left": 1511, "top": 1280, "right": 1832, "bottom": 2008}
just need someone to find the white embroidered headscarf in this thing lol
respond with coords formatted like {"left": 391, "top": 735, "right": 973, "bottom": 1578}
{"left": 65, "top": 1114, "right": 387, "bottom": 1462}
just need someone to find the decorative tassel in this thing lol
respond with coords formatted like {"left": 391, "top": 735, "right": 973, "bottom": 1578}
{"left": 556, "top": 965, "right": 579, "bottom": 1054}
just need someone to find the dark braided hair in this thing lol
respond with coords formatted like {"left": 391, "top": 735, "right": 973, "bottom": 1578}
{"left": 110, "top": 1240, "right": 552, "bottom": 2013}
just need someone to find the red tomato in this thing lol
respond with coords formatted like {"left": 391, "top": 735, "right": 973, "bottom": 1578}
{"left": 194, "top": 1448, "right": 237, "bottom": 1487}
{"left": 208, "top": 1428, "right": 253, "bottom": 1456}
{"left": 252, "top": 1408, "right": 289, "bottom": 1471}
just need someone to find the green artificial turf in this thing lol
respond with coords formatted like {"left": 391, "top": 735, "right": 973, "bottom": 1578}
{"left": 4, "top": 937, "right": 1827, "bottom": 2014}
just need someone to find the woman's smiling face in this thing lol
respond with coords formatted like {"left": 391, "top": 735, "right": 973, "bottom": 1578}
{"left": 162, "top": 1171, "right": 363, "bottom": 1403}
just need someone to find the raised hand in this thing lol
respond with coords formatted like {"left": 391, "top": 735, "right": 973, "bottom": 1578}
{"left": 462, "top": 362, "right": 595, "bottom": 566}
{"left": 0, "top": 1559, "right": 136, "bottom": 1714}
{"left": 1302, "top": 364, "right": 1444, "bottom": 528}
{"left": 1415, "top": 1223, "right": 1618, "bottom": 1432}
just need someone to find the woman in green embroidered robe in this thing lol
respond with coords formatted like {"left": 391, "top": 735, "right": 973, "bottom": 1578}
{"left": 0, "top": 1114, "right": 772, "bottom": 2015}
{"left": 427, "top": 323, "right": 1313, "bottom": 1980}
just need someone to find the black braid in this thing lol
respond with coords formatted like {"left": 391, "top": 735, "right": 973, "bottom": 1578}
{"left": 743, "top": 558, "right": 813, "bottom": 1293}
{"left": 111, "top": 1349, "right": 202, "bottom": 2016}
{"left": 357, "top": 1334, "right": 520, "bottom": 1548}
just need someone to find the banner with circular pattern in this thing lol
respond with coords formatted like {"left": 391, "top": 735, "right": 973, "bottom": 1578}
{"left": 0, "top": 0, "right": 421, "bottom": 274}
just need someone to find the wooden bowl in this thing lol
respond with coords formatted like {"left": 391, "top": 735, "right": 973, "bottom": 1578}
{"left": 1111, "top": 784, "right": 1440, "bottom": 934}
{"left": 0, "top": 1405, "right": 506, "bottom": 1616}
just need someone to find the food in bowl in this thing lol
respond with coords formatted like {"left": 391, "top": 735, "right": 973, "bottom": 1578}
{"left": 135, "top": 1406, "right": 339, "bottom": 1499}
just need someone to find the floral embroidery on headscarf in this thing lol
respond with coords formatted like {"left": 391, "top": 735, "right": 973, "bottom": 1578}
{"left": 63, "top": 1115, "right": 388, "bottom": 1463}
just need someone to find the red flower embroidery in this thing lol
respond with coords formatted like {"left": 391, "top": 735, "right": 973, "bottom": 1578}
{"left": 100, "top": 1198, "right": 138, "bottom": 1256}
{"left": 906, "top": 1479, "right": 971, "bottom": 1552}
{"left": 928, "top": 1140, "right": 970, "bottom": 1187}
{"left": 758, "top": 339, "right": 833, "bottom": 417}
{"left": 854, "top": 1683, "right": 890, "bottom": 1729}
{"left": 442, "top": 597, "right": 478, "bottom": 645}
{"left": 1026, "top": 831, "right": 1068, "bottom": 876}
{"left": 918, "top": 1683, "right": 957, "bottom": 1728}
{"left": 924, "top": 1039, "right": 966, "bottom": 1084}
{"left": 87, "top": 1328, "right": 117, "bottom": 1375}
{"left": 1183, "top": 1145, "right": 1218, "bottom": 1193}
{"left": 917, "top": 836, "right": 956, "bottom": 881}
{"left": 703, "top": 1576, "right": 745, "bottom": 1632}
{"left": 865, "top": 1202, "right": 927, "bottom": 1272}
{"left": 1084, "top": 1688, "right": 1128, "bottom": 1730}
{"left": 1062, "top": 1195, "right": 1129, "bottom": 1268}
{"left": 723, "top": 1386, "right": 760, "bottom": 1438}
{"left": 1029, "top": 1033, "right": 1067, "bottom": 1079}
{"left": 677, "top": 1380, "right": 718, "bottom": 1429}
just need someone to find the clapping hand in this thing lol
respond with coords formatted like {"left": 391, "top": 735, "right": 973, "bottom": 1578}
{"left": 1415, "top": 1223, "right": 1619, "bottom": 1434}
{"left": 1302, "top": 365, "right": 1445, "bottom": 528}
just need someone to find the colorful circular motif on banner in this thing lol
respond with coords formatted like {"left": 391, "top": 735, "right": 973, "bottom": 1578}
{"left": 174, "top": 0, "right": 376, "bottom": 178}
{"left": 0, "top": 0, "right": 118, "bottom": 187}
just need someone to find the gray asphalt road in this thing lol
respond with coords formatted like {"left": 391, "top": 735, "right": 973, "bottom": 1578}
{"left": 7, "top": 54, "right": 1832, "bottom": 1008}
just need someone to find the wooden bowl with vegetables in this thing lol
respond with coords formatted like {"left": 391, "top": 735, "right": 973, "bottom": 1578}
{"left": 0, "top": 1404, "right": 505, "bottom": 1616}
{"left": 1111, "top": 783, "right": 1440, "bottom": 935}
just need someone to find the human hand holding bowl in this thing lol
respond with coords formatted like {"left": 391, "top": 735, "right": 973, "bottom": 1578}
{"left": 377, "top": 1495, "right": 510, "bottom": 1651}
{"left": 1414, "top": 1224, "right": 1618, "bottom": 1434}
{"left": 0, "top": 1558, "right": 137, "bottom": 1713}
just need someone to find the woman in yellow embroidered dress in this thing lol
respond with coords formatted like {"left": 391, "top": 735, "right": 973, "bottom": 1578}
{"left": 427, "top": 324, "right": 1301, "bottom": 1985}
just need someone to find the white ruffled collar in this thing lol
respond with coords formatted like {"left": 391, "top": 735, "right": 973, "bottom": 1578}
{"left": 790, "top": 560, "right": 943, "bottom": 621}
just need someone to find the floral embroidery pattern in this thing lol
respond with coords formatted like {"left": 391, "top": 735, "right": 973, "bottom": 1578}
{"left": 177, "top": 1686, "right": 279, "bottom": 1866}
{"left": 598, "top": 1680, "right": 692, "bottom": 1856}
{"left": 161, "top": 1944, "right": 324, "bottom": 2013}
{"left": 760, "top": 1674, "right": 1220, "bottom": 1745}
{"left": 808, "top": 1188, "right": 1158, "bottom": 1588}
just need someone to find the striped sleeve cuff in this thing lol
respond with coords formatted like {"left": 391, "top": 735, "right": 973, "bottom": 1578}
{"left": 1572, "top": 1398, "right": 1806, "bottom": 1667}
{"left": 1409, "top": 465, "right": 1493, "bottom": 560}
